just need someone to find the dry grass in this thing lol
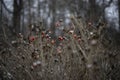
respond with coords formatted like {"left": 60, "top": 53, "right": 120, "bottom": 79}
{"left": 0, "top": 16, "right": 120, "bottom": 80}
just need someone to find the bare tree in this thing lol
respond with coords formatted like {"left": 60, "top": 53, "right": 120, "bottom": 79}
{"left": 13, "top": 0, "right": 23, "bottom": 34}
{"left": 28, "top": 0, "right": 32, "bottom": 24}
{"left": 49, "top": 0, "right": 56, "bottom": 37}
{"left": 88, "top": 0, "right": 98, "bottom": 23}
{"left": 118, "top": 0, "right": 120, "bottom": 30}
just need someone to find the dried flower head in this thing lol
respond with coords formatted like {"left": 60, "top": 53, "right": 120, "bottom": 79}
{"left": 69, "top": 30, "right": 74, "bottom": 34}
{"left": 51, "top": 39, "right": 55, "bottom": 45}
{"left": 57, "top": 46, "right": 62, "bottom": 54}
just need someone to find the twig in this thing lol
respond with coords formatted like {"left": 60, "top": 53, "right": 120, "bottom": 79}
{"left": 0, "top": 48, "right": 6, "bottom": 54}
{"left": 76, "top": 42, "right": 88, "bottom": 61}
{"left": 2, "top": 24, "right": 7, "bottom": 40}
{"left": 0, "top": 55, "right": 15, "bottom": 80}
{"left": 25, "top": 69, "right": 35, "bottom": 80}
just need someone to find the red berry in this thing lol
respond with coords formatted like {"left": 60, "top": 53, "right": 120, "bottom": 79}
{"left": 73, "top": 34, "right": 77, "bottom": 39}
{"left": 41, "top": 31, "right": 45, "bottom": 35}
{"left": 29, "top": 36, "right": 36, "bottom": 42}
{"left": 42, "top": 35, "right": 44, "bottom": 38}
{"left": 58, "top": 36, "right": 64, "bottom": 41}
{"left": 41, "top": 31, "right": 45, "bottom": 38}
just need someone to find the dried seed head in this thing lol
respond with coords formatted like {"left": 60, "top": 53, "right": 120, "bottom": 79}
{"left": 87, "top": 64, "right": 92, "bottom": 68}
{"left": 90, "top": 39, "right": 97, "bottom": 46}
{"left": 88, "top": 22, "right": 92, "bottom": 26}
{"left": 18, "top": 33, "right": 23, "bottom": 38}
{"left": 45, "top": 34, "right": 49, "bottom": 38}
{"left": 69, "top": 30, "right": 74, "bottom": 34}
{"left": 59, "top": 19, "right": 63, "bottom": 22}
{"left": 57, "top": 46, "right": 62, "bottom": 54}
{"left": 51, "top": 39, "right": 55, "bottom": 45}
{"left": 32, "top": 60, "right": 41, "bottom": 67}
{"left": 90, "top": 32, "right": 94, "bottom": 35}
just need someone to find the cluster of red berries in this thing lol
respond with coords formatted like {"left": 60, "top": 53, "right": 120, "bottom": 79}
{"left": 27, "top": 19, "right": 83, "bottom": 54}
{"left": 29, "top": 36, "right": 38, "bottom": 43}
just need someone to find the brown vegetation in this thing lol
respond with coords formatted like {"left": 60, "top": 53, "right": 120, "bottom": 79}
{"left": 0, "top": 16, "right": 120, "bottom": 80}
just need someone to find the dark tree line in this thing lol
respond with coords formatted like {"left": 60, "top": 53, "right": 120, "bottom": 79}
{"left": 0, "top": 0, "right": 120, "bottom": 36}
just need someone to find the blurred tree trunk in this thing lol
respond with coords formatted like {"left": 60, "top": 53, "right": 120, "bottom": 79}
{"left": 88, "top": 0, "right": 108, "bottom": 24}
{"left": 28, "top": 0, "right": 32, "bottom": 24}
{"left": 37, "top": 0, "right": 40, "bottom": 19}
{"left": 88, "top": 0, "right": 97, "bottom": 23}
{"left": 13, "top": 0, "right": 23, "bottom": 34}
{"left": 77, "top": 0, "right": 83, "bottom": 15}
{"left": 21, "top": 1, "right": 24, "bottom": 33}
{"left": 118, "top": 0, "right": 120, "bottom": 30}
{"left": 0, "top": 0, "right": 2, "bottom": 33}
{"left": 101, "top": 0, "right": 106, "bottom": 22}
{"left": 0, "top": 0, "right": 2, "bottom": 19}
{"left": 50, "top": 0, "right": 56, "bottom": 38}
